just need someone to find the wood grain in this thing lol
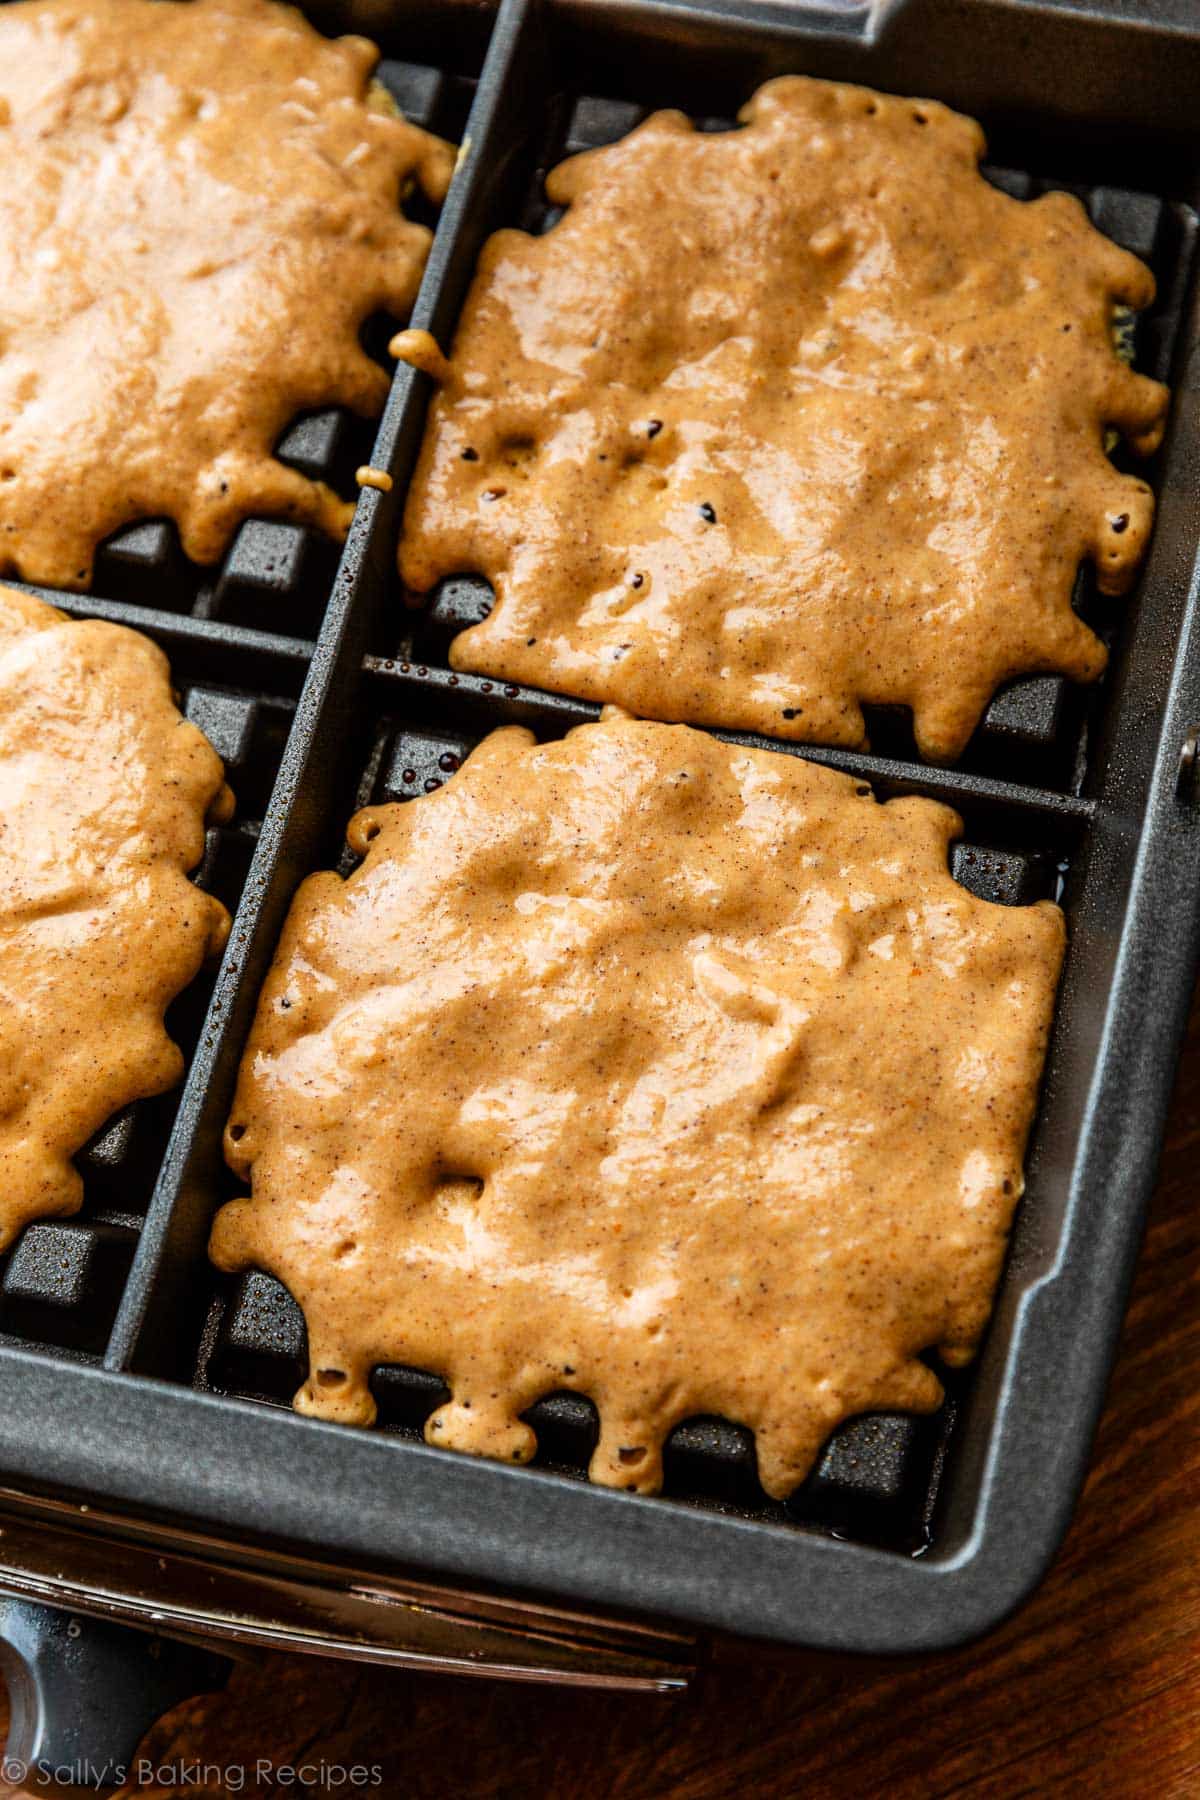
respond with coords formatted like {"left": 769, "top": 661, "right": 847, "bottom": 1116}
{"left": 5, "top": 998, "right": 1200, "bottom": 1799}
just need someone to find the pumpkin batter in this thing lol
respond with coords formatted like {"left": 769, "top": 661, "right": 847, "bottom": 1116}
{"left": 0, "top": 585, "right": 231, "bottom": 1250}
{"left": 398, "top": 76, "right": 1168, "bottom": 762}
{"left": 211, "top": 715, "right": 1064, "bottom": 1499}
{"left": 0, "top": 0, "right": 455, "bottom": 590}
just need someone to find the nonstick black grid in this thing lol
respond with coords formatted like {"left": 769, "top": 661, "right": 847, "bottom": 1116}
{"left": 166, "top": 11, "right": 1189, "bottom": 1547}
{"left": 1, "top": 0, "right": 1200, "bottom": 1657}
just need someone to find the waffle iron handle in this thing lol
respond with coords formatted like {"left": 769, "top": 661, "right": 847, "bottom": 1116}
{"left": 0, "top": 1598, "right": 230, "bottom": 1796}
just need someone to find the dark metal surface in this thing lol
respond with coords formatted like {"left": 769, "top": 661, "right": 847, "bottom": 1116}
{"left": 0, "top": 0, "right": 1196, "bottom": 1705}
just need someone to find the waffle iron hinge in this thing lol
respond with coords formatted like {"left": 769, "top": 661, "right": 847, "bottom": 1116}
{"left": 0, "top": 1486, "right": 694, "bottom": 1690}
{"left": 0, "top": 1487, "right": 694, "bottom": 1792}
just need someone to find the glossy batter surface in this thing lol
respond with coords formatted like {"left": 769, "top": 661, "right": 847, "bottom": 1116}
{"left": 399, "top": 76, "right": 1168, "bottom": 762}
{"left": 212, "top": 716, "right": 1064, "bottom": 1498}
{"left": 0, "top": 0, "right": 454, "bottom": 590}
{"left": 0, "top": 586, "right": 231, "bottom": 1249}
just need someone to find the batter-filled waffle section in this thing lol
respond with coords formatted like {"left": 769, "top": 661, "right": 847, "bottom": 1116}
{"left": 0, "top": 1, "right": 470, "bottom": 639}
{"left": 401, "top": 86, "right": 1195, "bottom": 793}
{"left": 0, "top": 598, "right": 301, "bottom": 1362}
{"left": 203, "top": 706, "right": 1064, "bottom": 1531}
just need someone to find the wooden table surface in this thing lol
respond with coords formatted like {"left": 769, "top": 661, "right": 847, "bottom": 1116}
{"left": 4, "top": 1000, "right": 1200, "bottom": 1799}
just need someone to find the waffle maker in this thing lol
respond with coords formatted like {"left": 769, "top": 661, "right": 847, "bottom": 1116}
{"left": 1, "top": 0, "right": 1199, "bottom": 1783}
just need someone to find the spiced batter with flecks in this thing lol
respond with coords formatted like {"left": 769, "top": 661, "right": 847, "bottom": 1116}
{"left": 0, "top": 0, "right": 454, "bottom": 590}
{"left": 211, "top": 716, "right": 1063, "bottom": 1499}
{"left": 0, "top": 586, "right": 231, "bottom": 1249}
{"left": 398, "top": 76, "right": 1168, "bottom": 762}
